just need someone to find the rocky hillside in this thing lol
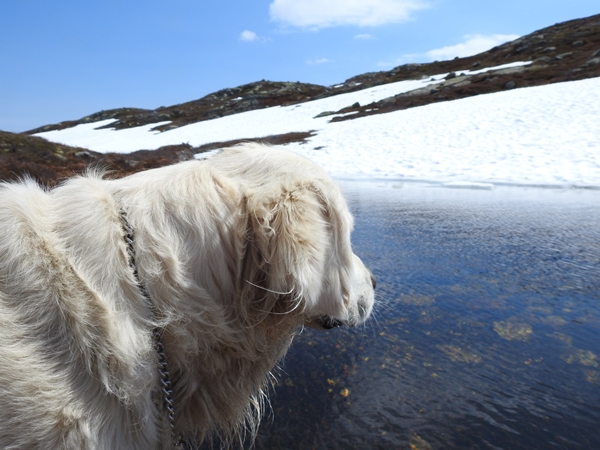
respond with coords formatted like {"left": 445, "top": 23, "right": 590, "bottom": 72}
{"left": 0, "top": 131, "right": 196, "bottom": 186}
{"left": 0, "top": 131, "right": 315, "bottom": 187}
{"left": 2, "top": 13, "right": 599, "bottom": 185}
{"left": 27, "top": 13, "right": 600, "bottom": 134}
{"left": 27, "top": 81, "right": 327, "bottom": 134}
{"left": 328, "top": 13, "right": 600, "bottom": 122}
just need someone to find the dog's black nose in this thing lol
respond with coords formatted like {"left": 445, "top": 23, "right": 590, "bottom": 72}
{"left": 370, "top": 273, "right": 377, "bottom": 289}
{"left": 320, "top": 316, "right": 344, "bottom": 329}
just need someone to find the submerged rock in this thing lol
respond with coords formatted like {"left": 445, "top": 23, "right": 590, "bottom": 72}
{"left": 562, "top": 349, "right": 599, "bottom": 367}
{"left": 493, "top": 321, "right": 533, "bottom": 341}
{"left": 437, "top": 345, "right": 482, "bottom": 363}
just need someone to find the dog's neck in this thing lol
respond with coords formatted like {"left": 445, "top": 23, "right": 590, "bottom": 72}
{"left": 119, "top": 208, "right": 183, "bottom": 449}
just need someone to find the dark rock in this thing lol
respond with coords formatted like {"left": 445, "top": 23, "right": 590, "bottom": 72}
{"left": 581, "top": 58, "right": 600, "bottom": 68}
{"left": 503, "top": 80, "right": 517, "bottom": 90}
{"left": 313, "top": 111, "right": 336, "bottom": 118}
{"left": 390, "top": 63, "right": 423, "bottom": 75}
{"left": 378, "top": 97, "right": 396, "bottom": 107}
{"left": 351, "top": 102, "right": 360, "bottom": 108}
{"left": 472, "top": 61, "right": 481, "bottom": 68}
{"left": 534, "top": 56, "right": 552, "bottom": 64}
{"left": 592, "top": 49, "right": 600, "bottom": 57}
{"left": 445, "top": 72, "right": 457, "bottom": 80}
{"left": 572, "top": 40, "right": 585, "bottom": 47}
{"left": 515, "top": 44, "right": 529, "bottom": 53}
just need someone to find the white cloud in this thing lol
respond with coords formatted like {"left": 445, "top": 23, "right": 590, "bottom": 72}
{"left": 307, "top": 58, "right": 331, "bottom": 65}
{"left": 354, "top": 33, "right": 375, "bottom": 40}
{"left": 426, "top": 34, "right": 519, "bottom": 61}
{"left": 377, "top": 33, "right": 520, "bottom": 67}
{"left": 269, "top": 0, "right": 429, "bottom": 29}
{"left": 240, "top": 30, "right": 259, "bottom": 42}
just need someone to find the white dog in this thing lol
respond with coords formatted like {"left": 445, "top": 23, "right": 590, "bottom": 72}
{"left": 0, "top": 143, "right": 374, "bottom": 449}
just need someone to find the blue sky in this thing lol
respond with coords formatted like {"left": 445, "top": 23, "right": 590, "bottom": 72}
{"left": 1, "top": 0, "right": 598, "bottom": 132}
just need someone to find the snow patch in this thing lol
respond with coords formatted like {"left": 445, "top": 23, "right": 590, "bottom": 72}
{"left": 34, "top": 62, "right": 600, "bottom": 188}
{"left": 194, "top": 149, "right": 223, "bottom": 160}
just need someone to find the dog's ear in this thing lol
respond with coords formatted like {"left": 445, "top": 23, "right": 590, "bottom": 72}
{"left": 241, "top": 183, "right": 332, "bottom": 313}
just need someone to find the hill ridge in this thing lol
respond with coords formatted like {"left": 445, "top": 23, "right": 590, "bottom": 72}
{"left": 26, "top": 13, "right": 600, "bottom": 135}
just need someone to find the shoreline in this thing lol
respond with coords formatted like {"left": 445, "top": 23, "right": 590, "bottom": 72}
{"left": 333, "top": 176, "right": 600, "bottom": 191}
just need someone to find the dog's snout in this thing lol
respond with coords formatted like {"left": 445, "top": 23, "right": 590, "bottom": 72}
{"left": 320, "top": 316, "right": 344, "bottom": 329}
{"left": 370, "top": 273, "right": 377, "bottom": 289}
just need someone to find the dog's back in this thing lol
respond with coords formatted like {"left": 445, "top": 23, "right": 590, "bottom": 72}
{"left": 0, "top": 179, "right": 159, "bottom": 449}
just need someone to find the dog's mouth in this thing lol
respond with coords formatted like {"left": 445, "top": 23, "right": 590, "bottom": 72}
{"left": 312, "top": 315, "right": 344, "bottom": 330}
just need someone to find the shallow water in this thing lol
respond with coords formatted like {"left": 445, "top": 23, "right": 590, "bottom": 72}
{"left": 256, "top": 181, "right": 600, "bottom": 450}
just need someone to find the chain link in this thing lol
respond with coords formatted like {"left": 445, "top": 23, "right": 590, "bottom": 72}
{"left": 120, "top": 210, "right": 184, "bottom": 449}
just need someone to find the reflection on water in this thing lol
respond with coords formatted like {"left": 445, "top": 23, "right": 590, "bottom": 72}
{"left": 256, "top": 182, "right": 600, "bottom": 450}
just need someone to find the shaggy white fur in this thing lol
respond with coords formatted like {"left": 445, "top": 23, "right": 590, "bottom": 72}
{"left": 0, "top": 144, "right": 374, "bottom": 449}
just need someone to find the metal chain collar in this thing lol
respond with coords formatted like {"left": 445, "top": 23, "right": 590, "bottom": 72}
{"left": 120, "top": 210, "right": 184, "bottom": 449}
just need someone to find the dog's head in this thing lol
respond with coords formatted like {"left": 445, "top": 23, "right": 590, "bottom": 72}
{"left": 208, "top": 144, "right": 375, "bottom": 331}
{"left": 129, "top": 144, "right": 375, "bottom": 442}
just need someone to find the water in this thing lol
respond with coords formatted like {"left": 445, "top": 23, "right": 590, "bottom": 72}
{"left": 255, "top": 181, "right": 600, "bottom": 450}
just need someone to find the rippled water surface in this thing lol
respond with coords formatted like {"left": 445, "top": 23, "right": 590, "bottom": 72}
{"left": 255, "top": 181, "right": 600, "bottom": 450}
